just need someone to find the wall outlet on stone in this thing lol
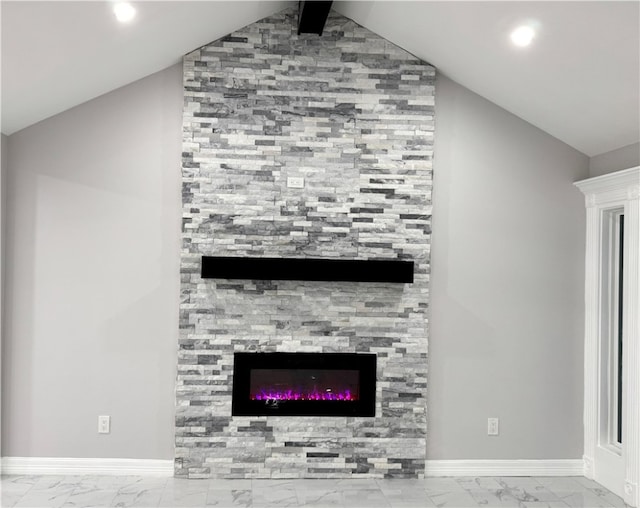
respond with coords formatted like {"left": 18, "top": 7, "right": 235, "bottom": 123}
{"left": 287, "top": 177, "right": 304, "bottom": 189}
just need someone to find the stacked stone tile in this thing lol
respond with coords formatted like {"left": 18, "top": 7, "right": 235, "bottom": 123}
{"left": 178, "top": 7, "right": 435, "bottom": 479}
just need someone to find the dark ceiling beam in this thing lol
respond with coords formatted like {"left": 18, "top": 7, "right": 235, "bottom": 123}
{"left": 297, "top": 1, "right": 333, "bottom": 36}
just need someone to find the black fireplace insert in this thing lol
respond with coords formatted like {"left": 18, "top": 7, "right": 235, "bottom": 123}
{"left": 232, "top": 352, "right": 376, "bottom": 417}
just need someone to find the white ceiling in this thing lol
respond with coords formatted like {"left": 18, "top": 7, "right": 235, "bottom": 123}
{"left": 2, "top": 1, "right": 639, "bottom": 157}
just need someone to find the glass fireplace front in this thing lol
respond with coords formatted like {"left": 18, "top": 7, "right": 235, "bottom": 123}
{"left": 232, "top": 352, "right": 376, "bottom": 416}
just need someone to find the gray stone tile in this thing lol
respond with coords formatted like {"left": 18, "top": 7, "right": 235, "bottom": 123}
{"left": 178, "top": 5, "right": 433, "bottom": 480}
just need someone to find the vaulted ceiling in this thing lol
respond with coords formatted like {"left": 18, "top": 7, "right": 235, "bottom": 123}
{"left": 2, "top": 1, "right": 638, "bottom": 157}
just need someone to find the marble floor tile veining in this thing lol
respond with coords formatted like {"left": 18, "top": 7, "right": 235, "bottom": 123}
{"left": 0, "top": 475, "right": 631, "bottom": 508}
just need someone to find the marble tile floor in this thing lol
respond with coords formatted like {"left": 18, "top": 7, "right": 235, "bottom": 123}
{"left": 0, "top": 475, "right": 631, "bottom": 508}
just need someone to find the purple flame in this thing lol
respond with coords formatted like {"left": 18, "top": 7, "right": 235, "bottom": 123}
{"left": 252, "top": 389, "right": 355, "bottom": 402}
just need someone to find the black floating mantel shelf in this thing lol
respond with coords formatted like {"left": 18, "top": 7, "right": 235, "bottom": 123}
{"left": 201, "top": 256, "right": 414, "bottom": 284}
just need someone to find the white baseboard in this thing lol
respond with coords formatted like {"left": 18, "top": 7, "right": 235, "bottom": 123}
{"left": 425, "top": 459, "right": 585, "bottom": 477}
{"left": 0, "top": 457, "right": 174, "bottom": 476}
{"left": 1, "top": 457, "right": 583, "bottom": 478}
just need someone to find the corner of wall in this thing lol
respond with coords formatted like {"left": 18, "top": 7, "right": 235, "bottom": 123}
{"left": 589, "top": 142, "right": 640, "bottom": 178}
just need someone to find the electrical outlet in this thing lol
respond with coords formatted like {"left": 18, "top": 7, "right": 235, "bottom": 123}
{"left": 98, "top": 415, "right": 111, "bottom": 434}
{"left": 488, "top": 417, "right": 499, "bottom": 436}
{"left": 287, "top": 177, "right": 304, "bottom": 189}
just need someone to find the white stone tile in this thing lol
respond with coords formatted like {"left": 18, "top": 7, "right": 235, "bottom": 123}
{"left": 427, "top": 490, "right": 481, "bottom": 507}
{"left": 496, "top": 477, "right": 549, "bottom": 490}
{"left": 14, "top": 476, "right": 77, "bottom": 508}
{"left": 1, "top": 474, "right": 629, "bottom": 508}
{"left": 252, "top": 487, "right": 299, "bottom": 507}
{"left": 534, "top": 478, "right": 587, "bottom": 492}
{"left": 554, "top": 490, "right": 623, "bottom": 508}
{"left": 516, "top": 489, "right": 565, "bottom": 503}
{"left": 0, "top": 475, "right": 38, "bottom": 507}
{"left": 521, "top": 502, "right": 572, "bottom": 508}
{"left": 467, "top": 488, "right": 533, "bottom": 506}
{"left": 1, "top": 475, "right": 39, "bottom": 494}
{"left": 456, "top": 477, "right": 504, "bottom": 491}
{"left": 573, "top": 477, "right": 604, "bottom": 490}
{"left": 375, "top": 478, "right": 426, "bottom": 491}
{"left": 159, "top": 488, "right": 208, "bottom": 507}
{"left": 476, "top": 480, "right": 562, "bottom": 504}
{"left": 209, "top": 479, "right": 252, "bottom": 490}
{"left": 252, "top": 479, "right": 297, "bottom": 490}
{"left": 159, "top": 479, "right": 209, "bottom": 507}
{"left": 586, "top": 487, "right": 628, "bottom": 508}
{"left": 61, "top": 486, "right": 119, "bottom": 507}
{"left": 423, "top": 477, "right": 467, "bottom": 493}
{"left": 341, "top": 489, "right": 390, "bottom": 508}
{"left": 296, "top": 489, "right": 345, "bottom": 507}
{"left": 206, "top": 488, "right": 252, "bottom": 507}
{"left": 290, "top": 479, "right": 340, "bottom": 491}
{"left": 323, "top": 479, "right": 379, "bottom": 491}
{"left": 165, "top": 477, "right": 210, "bottom": 492}
{"left": 0, "top": 492, "right": 26, "bottom": 508}
{"left": 380, "top": 487, "right": 436, "bottom": 507}
{"left": 109, "top": 477, "right": 167, "bottom": 507}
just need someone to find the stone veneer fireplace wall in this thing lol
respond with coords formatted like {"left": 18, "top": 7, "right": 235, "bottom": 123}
{"left": 177, "top": 8, "right": 435, "bottom": 479}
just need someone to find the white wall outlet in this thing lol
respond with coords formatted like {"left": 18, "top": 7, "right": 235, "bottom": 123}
{"left": 98, "top": 415, "right": 111, "bottom": 434}
{"left": 287, "top": 176, "right": 304, "bottom": 189}
{"left": 488, "top": 417, "right": 499, "bottom": 436}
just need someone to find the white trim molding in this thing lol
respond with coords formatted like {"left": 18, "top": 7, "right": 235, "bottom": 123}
{"left": 575, "top": 166, "right": 640, "bottom": 508}
{"left": 1, "top": 456, "right": 585, "bottom": 479}
{"left": 425, "top": 459, "right": 584, "bottom": 477}
{"left": 0, "top": 457, "right": 174, "bottom": 476}
{"left": 576, "top": 167, "right": 640, "bottom": 204}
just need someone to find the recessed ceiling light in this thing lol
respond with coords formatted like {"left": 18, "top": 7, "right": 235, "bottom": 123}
{"left": 510, "top": 25, "right": 535, "bottom": 47}
{"left": 114, "top": 2, "right": 136, "bottom": 23}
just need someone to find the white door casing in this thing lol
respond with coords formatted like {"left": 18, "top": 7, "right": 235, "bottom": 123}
{"left": 575, "top": 166, "right": 640, "bottom": 507}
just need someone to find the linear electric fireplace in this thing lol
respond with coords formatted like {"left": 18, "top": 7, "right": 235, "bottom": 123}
{"left": 232, "top": 352, "right": 376, "bottom": 417}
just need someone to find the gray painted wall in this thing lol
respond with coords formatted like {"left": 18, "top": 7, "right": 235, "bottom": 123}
{"left": 589, "top": 142, "right": 640, "bottom": 178}
{"left": 2, "top": 66, "right": 590, "bottom": 461}
{"left": 428, "top": 75, "right": 588, "bottom": 460}
{"left": 1, "top": 65, "right": 183, "bottom": 459}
